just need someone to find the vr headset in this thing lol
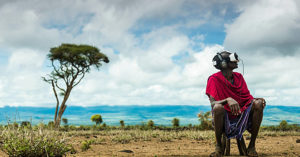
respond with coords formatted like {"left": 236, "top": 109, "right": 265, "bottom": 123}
{"left": 213, "top": 51, "right": 239, "bottom": 69}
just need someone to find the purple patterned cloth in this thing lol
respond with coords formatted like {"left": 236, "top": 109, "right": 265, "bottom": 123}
{"left": 224, "top": 102, "right": 253, "bottom": 140}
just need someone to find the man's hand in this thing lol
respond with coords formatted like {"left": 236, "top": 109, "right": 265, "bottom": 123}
{"left": 227, "top": 97, "right": 241, "bottom": 115}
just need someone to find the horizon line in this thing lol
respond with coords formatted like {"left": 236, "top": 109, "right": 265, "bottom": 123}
{"left": 0, "top": 104, "right": 299, "bottom": 108}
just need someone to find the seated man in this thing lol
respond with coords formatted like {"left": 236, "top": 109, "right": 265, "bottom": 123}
{"left": 206, "top": 51, "right": 266, "bottom": 157}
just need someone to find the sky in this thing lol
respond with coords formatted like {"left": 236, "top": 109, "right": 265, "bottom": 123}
{"left": 0, "top": 0, "right": 300, "bottom": 107}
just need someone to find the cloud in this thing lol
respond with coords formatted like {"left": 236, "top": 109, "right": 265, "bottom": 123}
{"left": 0, "top": 49, "right": 51, "bottom": 107}
{"left": 224, "top": 0, "right": 300, "bottom": 56}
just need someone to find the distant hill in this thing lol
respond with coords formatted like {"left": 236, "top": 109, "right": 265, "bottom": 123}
{"left": 0, "top": 105, "right": 299, "bottom": 126}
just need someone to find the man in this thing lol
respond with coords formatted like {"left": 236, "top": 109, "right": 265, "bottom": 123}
{"left": 206, "top": 51, "right": 266, "bottom": 157}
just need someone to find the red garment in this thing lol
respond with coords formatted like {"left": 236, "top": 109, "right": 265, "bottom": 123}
{"left": 206, "top": 71, "right": 253, "bottom": 119}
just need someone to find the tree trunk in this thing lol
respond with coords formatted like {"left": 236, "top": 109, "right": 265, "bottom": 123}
{"left": 55, "top": 104, "right": 67, "bottom": 127}
{"left": 51, "top": 81, "right": 59, "bottom": 122}
{"left": 55, "top": 87, "right": 72, "bottom": 128}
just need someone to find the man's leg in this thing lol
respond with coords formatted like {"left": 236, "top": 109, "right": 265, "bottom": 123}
{"left": 213, "top": 104, "right": 225, "bottom": 155}
{"left": 248, "top": 99, "right": 265, "bottom": 156}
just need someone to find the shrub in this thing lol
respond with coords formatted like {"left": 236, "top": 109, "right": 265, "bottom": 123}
{"left": 81, "top": 140, "right": 93, "bottom": 151}
{"left": 91, "top": 114, "right": 103, "bottom": 126}
{"left": 198, "top": 111, "right": 213, "bottom": 130}
{"left": 0, "top": 127, "right": 70, "bottom": 156}
{"left": 172, "top": 118, "right": 180, "bottom": 128}
{"left": 62, "top": 118, "right": 68, "bottom": 126}
{"left": 120, "top": 120, "right": 125, "bottom": 128}
{"left": 112, "top": 134, "right": 132, "bottom": 144}
{"left": 147, "top": 120, "right": 154, "bottom": 128}
{"left": 279, "top": 120, "right": 289, "bottom": 131}
{"left": 21, "top": 121, "right": 31, "bottom": 128}
{"left": 68, "top": 125, "right": 77, "bottom": 131}
{"left": 48, "top": 121, "right": 55, "bottom": 129}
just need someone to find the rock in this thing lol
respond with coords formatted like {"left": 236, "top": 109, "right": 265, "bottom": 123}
{"left": 119, "top": 150, "right": 134, "bottom": 153}
{"left": 296, "top": 139, "right": 300, "bottom": 143}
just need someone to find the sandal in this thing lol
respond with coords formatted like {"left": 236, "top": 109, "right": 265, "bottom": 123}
{"left": 210, "top": 145, "right": 223, "bottom": 157}
{"left": 247, "top": 147, "right": 258, "bottom": 157}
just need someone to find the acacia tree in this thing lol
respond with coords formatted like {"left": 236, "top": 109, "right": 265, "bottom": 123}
{"left": 91, "top": 114, "right": 103, "bottom": 126}
{"left": 43, "top": 43, "right": 109, "bottom": 127}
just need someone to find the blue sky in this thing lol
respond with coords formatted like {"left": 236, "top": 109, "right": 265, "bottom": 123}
{"left": 0, "top": 0, "right": 300, "bottom": 107}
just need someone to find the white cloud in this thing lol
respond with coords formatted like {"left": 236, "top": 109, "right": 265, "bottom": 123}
{"left": 224, "top": 0, "right": 300, "bottom": 55}
{"left": 0, "top": 49, "right": 50, "bottom": 107}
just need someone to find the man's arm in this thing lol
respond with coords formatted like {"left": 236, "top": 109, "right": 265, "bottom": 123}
{"left": 209, "top": 96, "right": 227, "bottom": 108}
{"left": 209, "top": 95, "right": 241, "bottom": 115}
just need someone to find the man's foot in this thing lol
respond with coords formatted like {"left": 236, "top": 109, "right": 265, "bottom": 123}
{"left": 247, "top": 147, "right": 258, "bottom": 157}
{"left": 210, "top": 145, "right": 223, "bottom": 157}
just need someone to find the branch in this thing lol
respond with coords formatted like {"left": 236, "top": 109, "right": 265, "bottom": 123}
{"left": 72, "top": 72, "right": 85, "bottom": 88}
{"left": 54, "top": 81, "right": 66, "bottom": 93}
{"left": 60, "top": 62, "right": 70, "bottom": 85}
{"left": 51, "top": 60, "right": 61, "bottom": 77}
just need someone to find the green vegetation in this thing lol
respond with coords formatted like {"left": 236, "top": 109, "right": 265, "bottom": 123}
{"left": 120, "top": 120, "right": 125, "bottom": 128}
{"left": 261, "top": 120, "right": 300, "bottom": 131}
{"left": 172, "top": 118, "right": 180, "bottom": 128}
{"left": 0, "top": 126, "right": 70, "bottom": 156}
{"left": 147, "top": 120, "right": 155, "bottom": 128}
{"left": 42, "top": 43, "right": 109, "bottom": 127}
{"left": 62, "top": 118, "right": 68, "bottom": 126}
{"left": 198, "top": 111, "right": 213, "bottom": 130}
{"left": 91, "top": 114, "right": 103, "bottom": 126}
{"left": 81, "top": 140, "right": 93, "bottom": 151}
{"left": 0, "top": 119, "right": 299, "bottom": 156}
{"left": 21, "top": 121, "right": 31, "bottom": 128}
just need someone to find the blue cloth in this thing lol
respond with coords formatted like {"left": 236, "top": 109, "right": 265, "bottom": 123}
{"left": 224, "top": 102, "right": 253, "bottom": 140}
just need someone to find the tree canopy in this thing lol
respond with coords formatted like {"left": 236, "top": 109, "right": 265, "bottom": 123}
{"left": 91, "top": 114, "right": 103, "bottom": 125}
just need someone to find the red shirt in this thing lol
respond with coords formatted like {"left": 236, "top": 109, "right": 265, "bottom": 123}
{"left": 206, "top": 71, "right": 253, "bottom": 119}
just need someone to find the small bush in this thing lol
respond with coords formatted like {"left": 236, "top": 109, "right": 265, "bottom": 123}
{"left": 62, "top": 118, "right": 68, "bottom": 126}
{"left": 0, "top": 127, "right": 70, "bottom": 156}
{"left": 47, "top": 121, "right": 55, "bottom": 129}
{"left": 21, "top": 121, "right": 31, "bottom": 128}
{"left": 198, "top": 111, "right": 213, "bottom": 130}
{"left": 81, "top": 140, "right": 93, "bottom": 151}
{"left": 279, "top": 120, "right": 288, "bottom": 131}
{"left": 120, "top": 120, "right": 125, "bottom": 128}
{"left": 172, "top": 118, "right": 180, "bottom": 128}
{"left": 112, "top": 134, "right": 132, "bottom": 144}
{"left": 147, "top": 120, "right": 154, "bottom": 128}
{"left": 159, "top": 136, "right": 172, "bottom": 142}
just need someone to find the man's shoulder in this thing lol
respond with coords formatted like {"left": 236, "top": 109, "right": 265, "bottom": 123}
{"left": 209, "top": 71, "right": 221, "bottom": 78}
{"left": 233, "top": 72, "right": 244, "bottom": 78}
{"left": 207, "top": 72, "right": 220, "bottom": 82}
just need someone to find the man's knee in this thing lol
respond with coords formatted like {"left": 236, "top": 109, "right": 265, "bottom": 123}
{"left": 253, "top": 99, "right": 264, "bottom": 112}
{"left": 213, "top": 104, "right": 225, "bottom": 116}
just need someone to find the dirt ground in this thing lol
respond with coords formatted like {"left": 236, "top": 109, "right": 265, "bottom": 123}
{"left": 0, "top": 134, "right": 299, "bottom": 157}
{"left": 68, "top": 135, "right": 299, "bottom": 157}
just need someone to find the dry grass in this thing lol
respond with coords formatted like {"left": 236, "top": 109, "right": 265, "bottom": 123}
{"left": 1, "top": 126, "right": 300, "bottom": 156}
